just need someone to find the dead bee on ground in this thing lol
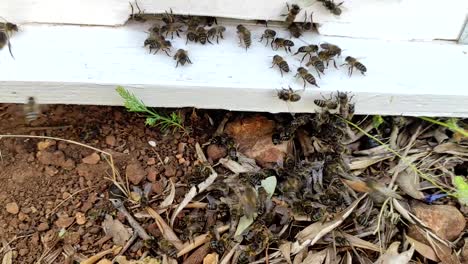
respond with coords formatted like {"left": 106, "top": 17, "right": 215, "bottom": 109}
{"left": 157, "top": 238, "right": 178, "bottom": 258}
{"left": 0, "top": 20, "right": 19, "bottom": 58}
{"left": 277, "top": 86, "right": 301, "bottom": 102}
{"left": 288, "top": 23, "right": 303, "bottom": 38}
{"left": 196, "top": 27, "right": 212, "bottom": 44}
{"left": 23, "top": 96, "right": 41, "bottom": 124}
{"left": 207, "top": 26, "right": 226, "bottom": 44}
{"left": 273, "top": 115, "right": 312, "bottom": 144}
{"left": 129, "top": 1, "right": 146, "bottom": 22}
{"left": 144, "top": 35, "right": 172, "bottom": 56}
{"left": 306, "top": 56, "right": 325, "bottom": 77}
{"left": 294, "top": 44, "right": 318, "bottom": 62}
{"left": 295, "top": 67, "right": 319, "bottom": 88}
{"left": 317, "top": 0, "right": 344, "bottom": 15}
{"left": 342, "top": 56, "right": 366, "bottom": 76}
{"left": 161, "top": 22, "right": 184, "bottom": 39}
{"left": 271, "top": 55, "right": 290, "bottom": 77}
{"left": 236, "top": 24, "right": 252, "bottom": 50}
{"left": 272, "top": 38, "right": 294, "bottom": 53}
{"left": 259, "top": 29, "right": 276, "bottom": 47}
{"left": 283, "top": 3, "right": 301, "bottom": 25}
{"left": 318, "top": 50, "right": 338, "bottom": 69}
{"left": 174, "top": 49, "right": 192, "bottom": 67}
{"left": 320, "top": 43, "right": 342, "bottom": 57}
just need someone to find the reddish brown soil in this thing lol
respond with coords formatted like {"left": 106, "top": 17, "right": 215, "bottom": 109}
{"left": 0, "top": 104, "right": 214, "bottom": 263}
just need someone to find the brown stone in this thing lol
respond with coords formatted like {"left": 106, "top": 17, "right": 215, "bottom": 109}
{"left": 126, "top": 161, "right": 146, "bottom": 185}
{"left": 178, "top": 142, "right": 186, "bottom": 154}
{"left": 19, "top": 248, "right": 29, "bottom": 256}
{"left": 147, "top": 157, "right": 156, "bottom": 165}
{"left": 206, "top": 144, "right": 227, "bottom": 161}
{"left": 82, "top": 152, "right": 100, "bottom": 165}
{"left": 408, "top": 202, "right": 465, "bottom": 241}
{"left": 37, "top": 140, "right": 56, "bottom": 151}
{"left": 75, "top": 212, "right": 86, "bottom": 225}
{"left": 164, "top": 165, "right": 176, "bottom": 177}
{"left": 147, "top": 168, "right": 158, "bottom": 182}
{"left": 151, "top": 182, "right": 163, "bottom": 195}
{"left": 6, "top": 202, "right": 19, "bottom": 214}
{"left": 37, "top": 222, "right": 49, "bottom": 232}
{"left": 105, "top": 135, "right": 116, "bottom": 146}
{"left": 55, "top": 216, "right": 74, "bottom": 228}
{"left": 44, "top": 166, "right": 59, "bottom": 176}
{"left": 63, "top": 231, "right": 81, "bottom": 245}
{"left": 37, "top": 150, "right": 65, "bottom": 166}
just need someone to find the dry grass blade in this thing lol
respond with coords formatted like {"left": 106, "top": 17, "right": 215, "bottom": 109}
{"left": 177, "top": 225, "right": 229, "bottom": 257}
{"left": 348, "top": 154, "right": 393, "bottom": 170}
{"left": 301, "top": 249, "right": 327, "bottom": 264}
{"left": 2, "top": 251, "right": 12, "bottom": 264}
{"left": 294, "top": 194, "right": 366, "bottom": 253}
{"left": 395, "top": 168, "right": 424, "bottom": 200}
{"left": 433, "top": 142, "right": 468, "bottom": 156}
{"left": 341, "top": 233, "right": 380, "bottom": 252}
{"left": 279, "top": 242, "right": 292, "bottom": 264}
{"left": 146, "top": 207, "right": 183, "bottom": 250}
{"left": 406, "top": 235, "right": 439, "bottom": 262}
{"left": 219, "top": 243, "right": 240, "bottom": 264}
{"left": 159, "top": 179, "right": 175, "bottom": 209}
{"left": 80, "top": 246, "right": 121, "bottom": 264}
{"left": 110, "top": 199, "right": 151, "bottom": 241}
{"left": 426, "top": 234, "right": 461, "bottom": 264}
{"left": 42, "top": 247, "right": 62, "bottom": 264}
{"left": 170, "top": 167, "right": 218, "bottom": 226}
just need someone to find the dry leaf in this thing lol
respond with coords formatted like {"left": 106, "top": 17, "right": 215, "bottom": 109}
{"left": 203, "top": 253, "right": 219, "bottom": 264}
{"left": 426, "top": 234, "right": 461, "bottom": 264}
{"left": 279, "top": 242, "right": 292, "bottom": 264}
{"left": 96, "top": 259, "right": 112, "bottom": 264}
{"left": 396, "top": 168, "right": 424, "bottom": 200}
{"left": 159, "top": 179, "right": 175, "bottom": 209}
{"left": 101, "top": 215, "right": 131, "bottom": 246}
{"left": 341, "top": 233, "right": 380, "bottom": 252}
{"left": 434, "top": 142, "right": 468, "bottom": 156}
{"left": 348, "top": 154, "right": 393, "bottom": 170}
{"left": 183, "top": 243, "right": 210, "bottom": 264}
{"left": 374, "top": 242, "right": 414, "bottom": 264}
{"left": 2, "top": 250, "right": 12, "bottom": 264}
{"left": 294, "top": 195, "right": 366, "bottom": 254}
{"left": 301, "top": 249, "right": 327, "bottom": 264}
{"left": 406, "top": 235, "right": 439, "bottom": 262}
{"left": 146, "top": 207, "right": 183, "bottom": 250}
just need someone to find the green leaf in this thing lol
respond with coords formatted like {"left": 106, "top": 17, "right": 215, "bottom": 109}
{"left": 235, "top": 215, "right": 255, "bottom": 237}
{"left": 454, "top": 176, "right": 468, "bottom": 206}
{"left": 145, "top": 117, "right": 157, "bottom": 126}
{"left": 372, "top": 115, "right": 384, "bottom": 129}
{"left": 261, "top": 176, "right": 277, "bottom": 199}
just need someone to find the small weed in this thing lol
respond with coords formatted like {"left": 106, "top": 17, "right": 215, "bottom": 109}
{"left": 420, "top": 117, "right": 468, "bottom": 138}
{"left": 116, "top": 86, "right": 187, "bottom": 134}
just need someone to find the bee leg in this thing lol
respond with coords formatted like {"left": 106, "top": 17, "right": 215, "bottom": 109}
{"left": 164, "top": 49, "right": 171, "bottom": 56}
{"left": 303, "top": 79, "right": 307, "bottom": 88}
{"left": 315, "top": 69, "right": 321, "bottom": 79}
{"left": 176, "top": 61, "right": 179, "bottom": 68}
{"left": 188, "top": 58, "right": 192, "bottom": 64}
{"left": 216, "top": 36, "right": 219, "bottom": 44}
{"left": 185, "top": 37, "right": 189, "bottom": 45}
{"left": 176, "top": 31, "right": 180, "bottom": 38}
{"left": 333, "top": 59, "right": 338, "bottom": 69}
{"left": 301, "top": 53, "right": 307, "bottom": 62}
{"left": 280, "top": 68, "right": 284, "bottom": 77}
{"left": 207, "top": 38, "right": 213, "bottom": 45}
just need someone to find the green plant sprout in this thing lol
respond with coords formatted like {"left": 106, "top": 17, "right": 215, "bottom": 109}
{"left": 116, "top": 86, "right": 187, "bottom": 134}
{"left": 420, "top": 117, "right": 468, "bottom": 138}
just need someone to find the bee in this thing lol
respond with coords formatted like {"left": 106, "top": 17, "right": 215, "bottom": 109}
{"left": 314, "top": 97, "right": 338, "bottom": 110}
{"left": 144, "top": 35, "right": 172, "bottom": 56}
{"left": 342, "top": 56, "right": 366, "bottom": 76}
{"left": 287, "top": 23, "right": 302, "bottom": 38}
{"left": 306, "top": 56, "right": 325, "bottom": 77}
{"left": 270, "top": 55, "right": 290, "bottom": 77}
{"left": 173, "top": 49, "right": 192, "bottom": 67}
{"left": 196, "top": 27, "right": 212, "bottom": 45}
{"left": 294, "top": 44, "right": 318, "bottom": 62}
{"left": 318, "top": 50, "right": 338, "bottom": 69}
{"left": 301, "top": 11, "right": 314, "bottom": 31}
{"left": 162, "top": 8, "right": 177, "bottom": 25}
{"left": 272, "top": 38, "right": 294, "bottom": 53}
{"left": 129, "top": 1, "right": 146, "bottom": 22}
{"left": 0, "top": 20, "right": 18, "bottom": 59}
{"left": 186, "top": 16, "right": 201, "bottom": 30}
{"left": 317, "top": 0, "right": 344, "bottom": 16}
{"left": 336, "top": 91, "right": 354, "bottom": 119}
{"left": 283, "top": 3, "right": 301, "bottom": 25}
{"left": 207, "top": 26, "right": 226, "bottom": 44}
{"left": 157, "top": 238, "right": 178, "bottom": 258}
{"left": 236, "top": 25, "right": 252, "bottom": 50}
{"left": 295, "top": 67, "right": 319, "bottom": 88}
{"left": 161, "top": 22, "right": 184, "bottom": 39}
{"left": 277, "top": 86, "right": 301, "bottom": 102}
{"left": 201, "top": 16, "right": 218, "bottom": 27}
{"left": 320, "top": 43, "right": 342, "bottom": 57}
{"left": 23, "top": 96, "right": 41, "bottom": 124}
{"left": 148, "top": 24, "right": 161, "bottom": 35}
{"left": 259, "top": 29, "right": 276, "bottom": 47}
{"left": 186, "top": 28, "right": 198, "bottom": 44}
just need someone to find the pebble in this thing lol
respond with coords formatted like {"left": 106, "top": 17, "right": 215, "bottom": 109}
{"left": 126, "top": 161, "right": 146, "bottom": 185}
{"left": 55, "top": 216, "right": 74, "bottom": 228}
{"left": 6, "top": 202, "right": 19, "bottom": 214}
{"left": 178, "top": 142, "right": 186, "bottom": 154}
{"left": 164, "top": 165, "right": 176, "bottom": 177}
{"left": 82, "top": 152, "right": 100, "bottom": 165}
{"left": 44, "top": 166, "right": 59, "bottom": 176}
{"left": 408, "top": 202, "right": 465, "bottom": 241}
{"left": 146, "top": 168, "right": 158, "bottom": 182}
{"left": 19, "top": 248, "right": 29, "bottom": 256}
{"left": 37, "top": 222, "right": 49, "bottom": 232}
{"left": 105, "top": 135, "right": 117, "bottom": 146}
{"left": 37, "top": 140, "right": 56, "bottom": 151}
{"left": 76, "top": 212, "right": 86, "bottom": 225}
{"left": 147, "top": 157, "right": 156, "bottom": 165}
{"left": 206, "top": 144, "right": 227, "bottom": 161}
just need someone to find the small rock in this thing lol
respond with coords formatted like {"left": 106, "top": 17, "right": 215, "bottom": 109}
{"left": 37, "top": 150, "right": 65, "bottom": 166}
{"left": 147, "top": 168, "right": 158, "bottom": 182}
{"left": 19, "top": 248, "right": 29, "bottom": 256}
{"left": 175, "top": 154, "right": 183, "bottom": 159}
{"left": 105, "top": 135, "right": 116, "bottom": 146}
{"left": 37, "top": 222, "right": 49, "bottom": 232}
{"left": 408, "top": 202, "right": 465, "bottom": 241}
{"left": 151, "top": 182, "right": 163, "bottom": 195}
{"left": 64, "top": 231, "right": 81, "bottom": 245}
{"left": 37, "top": 140, "right": 56, "bottom": 151}
{"left": 55, "top": 216, "right": 74, "bottom": 228}
{"left": 206, "top": 144, "right": 227, "bottom": 161}
{"left": 82, "top": 152, "right": 100, "bottom": 165}
{"left": 178, "top": 157, "right": 186, "bottom": 164}
{"left": 62, "top": 192, "right": 71, "bottom": 200}
{"left": 164, "top": 165, "right": 176, "bottom": 177}
{"left": 12, "top": 168, "right": 33, "bottom": 184}
{"left": 147, "top": 157, "right": 156, "bottom": 165}
{"left": 62, "top": 159, "right": 76, "bottom": 170}
{"left": 44, "top": 166, "right": 59, "bottom": 176}
{"left": 6, "top": 202, "right": 19, "bottom": 214}
{"left": 18, "top": 212, "right": 28, "bottom": 222}
{"left": 75, "top": 212, "right": 86, "bottom": 225}
{"left": 126, "top": 161, "right": 146, "bottom": 185}
{"left": 178, "top": 142, "right": 186, "bottom": 154}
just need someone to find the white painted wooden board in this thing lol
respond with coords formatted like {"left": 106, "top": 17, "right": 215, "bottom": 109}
{"left": 2, "top": 0, "right": 468, "bottom": 40}
{"left": 0, "top": 22, "right": 468, "bottom": 117}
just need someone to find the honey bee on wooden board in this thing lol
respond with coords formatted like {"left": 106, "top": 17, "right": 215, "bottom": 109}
{"left": 259, "top": 29, "right": 276, "bottom": 47}
{"left": 0, "top": 19, "right": 19, "bottom": 59}
{"left": 271, "top": 55, "right": 290, "bottom": 77}
{"left": 294, "top": 44, "right": 318, "bottom": 62}
{"left": 306, "top": 56, "right": 325, "bottom": 77}
{"left": 283, "top": 3, "right": 301, "bottom": 25}
{"left": 236, "top": 24, "right": 252, "bottom": 50}
{"left": 342, "top": 56, "right": 367, "bottom": 76}
{"left": 317, "top": 0, "right": 344, "bottom": 16}
{"left": 295, "top": 67, "right": 319, "bottom": 88}
{"left": 272, "top": 38, "right": 294, "bottom": 53}
{"left": 23, "top": 96, "right": 41, "bottom": 124}
{"left": 173, "top": 49, "right": 192, "bottom": 67}
{"left": 277, "top": 86, "right": 301, "bottom": 102}
{"left": 207, "top": 26, "right": 226, "bottom": 44}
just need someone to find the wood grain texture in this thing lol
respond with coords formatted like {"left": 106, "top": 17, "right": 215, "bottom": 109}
{"left": 1, "top": 0, "right": 467, "bottom": 40}
{"left": 0, "top": 23, "right": 467, "bottom": 117}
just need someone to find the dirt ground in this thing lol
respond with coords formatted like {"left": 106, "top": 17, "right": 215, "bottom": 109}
{"left": 0, "top": 104, "right": 218, "bottom": 263}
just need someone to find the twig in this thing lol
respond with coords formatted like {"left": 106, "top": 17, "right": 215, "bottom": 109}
{"left": 109, "top": 198, "right": 151, "bottom": 241}
{"left": 146, "top": 207, "right": 184, "bottom": 250}
{"left": 119, "top": 231, "right": 139, "bottom": 256}
{"left": 177, "top": 225, "right": 229, "bottom": 257}
{"left": 81, "top": 246, "right": 121, "bottom": 264}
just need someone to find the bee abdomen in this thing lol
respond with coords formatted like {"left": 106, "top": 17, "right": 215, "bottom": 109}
{"left": 284, "top": 40, "right": 294, "bottom": 47}
{"left": 355, "top": 62, "right": 367, "bottom": 73}
{"left": 279, "top": 61, "right": 290, "bottom": 72}
{"left": 304, "top": 73, "right": 318, "bottom": 86}
{"left": 243, "top": 34, "right": 252, "bottom": 49}
{"left": 314, "top": 99, "right": 327, "bottom": 107}
{"left": 198, "top": 33, "right": 208, "bottom": 44}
